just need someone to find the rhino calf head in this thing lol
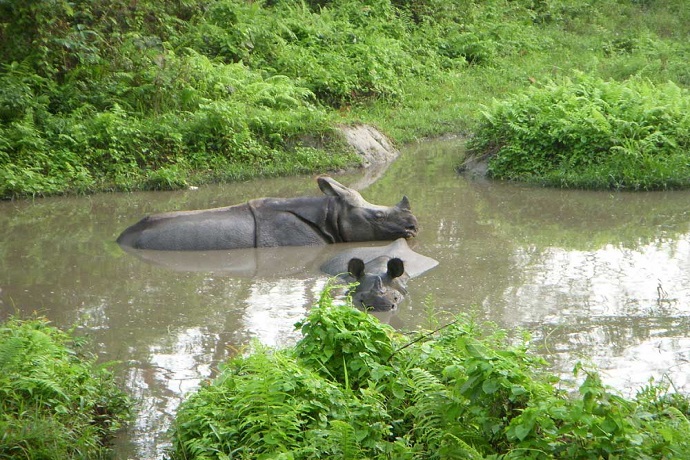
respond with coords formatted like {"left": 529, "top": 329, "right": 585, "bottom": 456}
{"left": 321, "top": 238, "right": 439, "bottom": 312}
{"left": 346, "top": 256, "right": 409, "bottom": 311}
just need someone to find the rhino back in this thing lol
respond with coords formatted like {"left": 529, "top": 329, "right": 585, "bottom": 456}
{"left": 251, "top": 196, "right": 341, "bottom": 247}
{"left": 320, "top": 238, "right": 438, "bottom": 278}
{"left": 119, "top": 204, "right": 256, "bottom": 250}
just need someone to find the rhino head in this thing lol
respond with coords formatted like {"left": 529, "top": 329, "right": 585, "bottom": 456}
{"left": 318, "top": 176, "right": 418, "bottom": 242}
{"left": 347, "top": 256, "right": 409, "bottom": 311}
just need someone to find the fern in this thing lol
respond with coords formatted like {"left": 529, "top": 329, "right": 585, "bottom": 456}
{"left": 439, "top": 433, "right": 483, "bottom": 460}
{"left": 0, "top": 316, "right": 131, "bottom": 459}
{"left": 408, "top": 367, "right": 445, "bottom": 400}
{"left": 405, "top": 367, "right": 452, "bottom": 456}
{"left": 0, "top": 335, "right": 24, "bottom": 368}
{"left": 468, "top": 74, "right": 690, "bottom": 190}
{"left": 12, "top": 376, "right": 68, "bottom": 403}
{"left": 325, "top": 420, "right": 361, "bottom": 459}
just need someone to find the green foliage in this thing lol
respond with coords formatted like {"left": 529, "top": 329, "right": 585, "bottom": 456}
{"left": 468, "top": 74, "right": 690, "bottom": 190}
{"left": 294, "top": 283, "right": 395, "bottom": 389}
{"left": 0, "top": 52, "right": 349, "bottom": 197}
{"left": 169, "top": 289, "right": 690, "bottom": 459}
{"left": 0, "top": 0, "right": 354, "bottom": 198}
{"left": 182, "top": 0, "right": 485, "bottom": 106}
{"left": 0, "top": 316, "right": 131, "bottom": 459}
{"left": 170, "top": 344, "right": 391, "bottom": 459}
{"left": 2, "top": 0, "right": 690, "bottom": 197}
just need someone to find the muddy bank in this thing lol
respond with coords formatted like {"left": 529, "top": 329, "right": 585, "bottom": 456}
{"left": 338, "top": 124, "right": 400, "bottom": 167}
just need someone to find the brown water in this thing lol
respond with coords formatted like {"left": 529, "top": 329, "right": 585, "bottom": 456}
{"left": 2, "top": 138, "right": 690, "bottom": 459}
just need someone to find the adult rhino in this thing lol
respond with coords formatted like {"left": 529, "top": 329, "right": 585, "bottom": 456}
{"left": 321, "top": 238, "right": 438, "bottom": 311}
{"left": 117, "top": 176, "right": 418, "bottom": 251}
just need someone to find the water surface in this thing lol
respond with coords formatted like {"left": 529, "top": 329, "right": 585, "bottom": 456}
{"left": 2, "top": 138, "right": 690, "bottom": 458}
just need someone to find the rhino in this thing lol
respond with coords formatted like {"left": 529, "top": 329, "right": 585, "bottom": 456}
{"left": 116, "top": 176, "right": 418, "bottom": 251}
{"left": 320, "top": 238, "right": 438, "bottom": 311}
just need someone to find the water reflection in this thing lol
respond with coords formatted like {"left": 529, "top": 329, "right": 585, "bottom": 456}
{"left": 600, "top": 336, "right": 690, "bottom": 392}
{"left": 120, "top": 245, "right": 337, "bottom": 277}
{"left": 125, "top": 327, "right": 214, "bottom": 458}
{"left": 504, "top": 237, "right": 690, "bottom": 395}
{"left": 530, "top": 317, "right": 690, "bottom": 396}
{"left": 2, "top": 139, "right": 690, "bottom": 458}
{"left": 243, "top": 278, "right": 325, "bottom": 347}
{"left": 503, "top": 238, "right": 690, "bottom": 324}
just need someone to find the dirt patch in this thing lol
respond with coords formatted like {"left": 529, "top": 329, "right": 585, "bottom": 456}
{"left": 457, "top": 152, "right": 491, "bottom": 177}
{"left": 338, "top": 124, "right": 399, "bottom": 167}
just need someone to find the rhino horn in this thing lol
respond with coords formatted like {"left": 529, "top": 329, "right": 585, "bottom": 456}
{"left": 397, "top": 196, "right": 411, "bottom": 211}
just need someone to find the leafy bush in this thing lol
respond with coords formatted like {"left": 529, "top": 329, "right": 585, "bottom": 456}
{"left": 0, "top": 53, "right": 348, "bottom": 198}
{"left": 1, "top": 0, "right": 689, "bottom": 197}
{"left": 1, "top": 0, "right": 557, "bottom": 198}
{"left": 0, "top": 316, "right": 131, "bottom": 459}
{"left": 169, "top": 289, "right": 690, "bottom": 459}
{"left": 467, "top": 74, "right": 690, "bottom": 190}
{"left": 0, "top": 1, "right": 357, "bottom": 198}
{"left": 294, "top": 286, "right": 395, "bottom": 389}
{"left": 171, "top": 344, "right": 392, "bottom": 459}
{"left": 185, "top": 0, "right": 423, "bottom": 106}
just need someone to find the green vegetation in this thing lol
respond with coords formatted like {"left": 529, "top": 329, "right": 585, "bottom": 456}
{"left": 169, "top": 288, "right": 690, "bottom": 459}
{"left": 2, "top": 0, "right": 689, "bottom": 198}
{"left": 0, "top": 316, "right": 131, "bottom": 459}
{"left": 467, "top": 74, "right": 690, "bottom": 190}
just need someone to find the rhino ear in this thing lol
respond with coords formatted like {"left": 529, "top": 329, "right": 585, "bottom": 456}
{"left": 317, "top": 176, "right": 348, "bottom": 196}
{"left": 347, "top": 258, "right": 366, "bottom": 278}
{"left": 318, "top": 176, "right": 364, "bottom": 205}
{"left": 387, "top": 258, "right": 405, "bottom": 278}
{"left": 397, "top": 195, "right": 411, "bottom": 211}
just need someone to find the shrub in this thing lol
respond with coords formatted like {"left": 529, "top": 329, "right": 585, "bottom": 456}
{"left": 467, "top": 74, "right": 690, "bottom": 190}
{"left": 294, "top": 286, "right": 396, "bottom": 389}
{"left": 0, "top": 316, "right": 131, "bottom": 459}
{"left": 169, "top": 288, "right": 690, "bottom": 459}
{"left": 2, "top": 0, "right": 689, "bottom": 197}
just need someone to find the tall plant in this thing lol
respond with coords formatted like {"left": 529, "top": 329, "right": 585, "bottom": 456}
{"left": 468, "top": 74, "right": 690, "bottom": 190}
{"left": 0, "top": 316, "right": 131, "bottom": 459}
{"left": 169, "top": 289, "right": 690, "bottom": 459}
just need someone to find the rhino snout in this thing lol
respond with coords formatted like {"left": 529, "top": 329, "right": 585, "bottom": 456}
{"left": 404, "top": 223, "right": 418, "bottom": 238}
{"left": 390, "top": 218, "right": 417, "bottom": 239}
{"left": 353, "top": 277, "right": 404, "bottom": 311}
{"left": 364, "top": 293, "right": 403, "bottom": 311}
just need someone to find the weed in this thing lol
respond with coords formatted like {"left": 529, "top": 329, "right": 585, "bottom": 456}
{"left": 169, "top": 290, "right": 690, "bottom": 459}
{"left": 0, "top": 316, "right": 131, "bottom": 459}
{"left": 468, "top": 74, "right": 690, "bottom": 190}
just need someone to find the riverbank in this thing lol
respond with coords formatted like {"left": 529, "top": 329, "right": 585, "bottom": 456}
{"left": 1, "top": 0, "right": 688, "bottom": 198}
{"left": 5, "top": 138, "right": 690, "bottom": 458}
{"left": 171, "top": 294, "right": 690, "bottom": 459}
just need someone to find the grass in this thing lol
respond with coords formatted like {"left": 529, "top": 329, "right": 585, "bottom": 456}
{"left": 1, "top": 0, "right": 689, "bottom": 198}
{"left": 169, "top": 285, "right": 690, "bottom": 459}
{"left": 0, "top": 316, "right": 132, "bottom": 459}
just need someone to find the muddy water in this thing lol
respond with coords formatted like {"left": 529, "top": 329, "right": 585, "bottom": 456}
{"left": 2, "top": 138, "right": 690, "bottom": 458}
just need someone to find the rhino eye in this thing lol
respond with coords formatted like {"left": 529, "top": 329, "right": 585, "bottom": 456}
{"left": 374, "top": 210, "right": 385, "bottom": 220}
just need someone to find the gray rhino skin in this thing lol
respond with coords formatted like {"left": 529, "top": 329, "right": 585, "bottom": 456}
{"left": 117, "top": 176, "right": 418, "bottom": 251}
{"left": 320, "top": 238, "right": 438, "bottom": 311}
